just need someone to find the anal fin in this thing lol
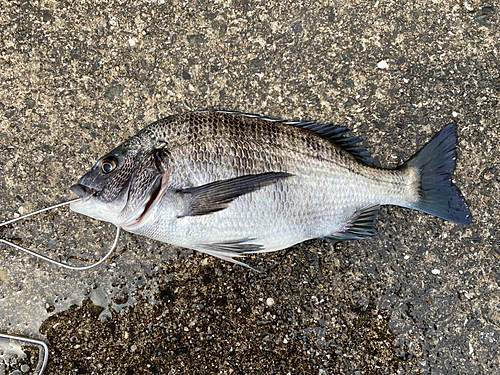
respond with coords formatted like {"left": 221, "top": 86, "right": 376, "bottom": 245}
{"left": 327, "top": 205, "right": 380, "bottom": 241}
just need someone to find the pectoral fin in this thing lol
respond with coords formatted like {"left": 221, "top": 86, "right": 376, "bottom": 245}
{"left": 178, "top": 172, "right": 292, "bottom": 217}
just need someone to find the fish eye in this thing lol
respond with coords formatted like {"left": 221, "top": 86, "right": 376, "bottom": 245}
{"left": 100, "top": 157, "right": 118, "bottom": 174}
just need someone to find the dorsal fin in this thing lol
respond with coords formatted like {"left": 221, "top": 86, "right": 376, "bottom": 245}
{"left": 213, "top": 111, "right": 373, "bottom": 166}
{"left": 284, "top": 121, "right": 374, "bottom": 166}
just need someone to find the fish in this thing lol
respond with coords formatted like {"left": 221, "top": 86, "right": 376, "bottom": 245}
{"left": 69, "top": 111, "right": 472, "bottom": 269}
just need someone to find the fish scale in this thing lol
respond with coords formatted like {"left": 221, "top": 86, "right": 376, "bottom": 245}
{"left": 70, "top": 111, "right": 471, "bottom": 269}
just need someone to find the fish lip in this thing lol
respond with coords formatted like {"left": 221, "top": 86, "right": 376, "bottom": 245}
{"left": 70, "top": 184, "right": 97, "bottom": 198}
{"left": 121, "top": 175, "right": 165, "bottom": 229}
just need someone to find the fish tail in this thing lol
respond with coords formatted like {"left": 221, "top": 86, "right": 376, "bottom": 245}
{"left": 401, "top": 124, "right": 472, "bottom": 224}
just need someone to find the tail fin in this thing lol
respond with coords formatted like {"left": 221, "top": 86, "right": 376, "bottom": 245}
{"left": 402, "top": 124, "right": 472, "bottom": 224}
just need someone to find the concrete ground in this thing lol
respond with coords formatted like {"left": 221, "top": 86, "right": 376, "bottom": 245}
{"left": 0, "top": 1, "right": 499, "bottom": 374}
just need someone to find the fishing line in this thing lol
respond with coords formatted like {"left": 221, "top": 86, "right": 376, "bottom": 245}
{"left": 0, "top": 199, "right": 80, "bottom": 228}
{"left": 0, "top": 199, "right": 121, "bottom": 270}
{"left": 0, "top": 333, "right": 48, "bottom": 375}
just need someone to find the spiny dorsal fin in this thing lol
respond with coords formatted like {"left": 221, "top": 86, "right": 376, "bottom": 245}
{"left": 327, "top": 205, "right": 380, "bottom": 241}
{"left": 178, "top": 172, "right": 292, "bottom": 217}
{"left": 285, "top": 121, "right": 374, "bottom": 166}
{"left": 213, "top": 111, "right": 373, "bottom": 166}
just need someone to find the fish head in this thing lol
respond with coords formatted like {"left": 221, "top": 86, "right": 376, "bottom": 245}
{"left": 70, "top": 142, "right": 167, "bottom": 227}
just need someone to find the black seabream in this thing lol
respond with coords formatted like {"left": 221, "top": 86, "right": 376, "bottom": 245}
{"left": 69, "top": 111, "right": 472, "bottom": 269}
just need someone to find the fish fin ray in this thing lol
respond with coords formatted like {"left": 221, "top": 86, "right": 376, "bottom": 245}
{"left": 289, "top": 122, "right": 374, "bottom": 166}
{"left": 327, "top": 205, "right": 380, "bottom": 241}
{"left": 212, "top": 111, "right": 373, "bottom": 166}
{"left": 198, "top": 239, "right": 263, "bottom": 253}
{"left": 178, "top": 172, "right": 292, "bottom": 217}
{"left": 195, "top": 239, "right": 264, "bottom": 272}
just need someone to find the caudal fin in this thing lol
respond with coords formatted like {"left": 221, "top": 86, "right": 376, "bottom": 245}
{"left": 402, "top": 124, "right": 472, "bottom": 224}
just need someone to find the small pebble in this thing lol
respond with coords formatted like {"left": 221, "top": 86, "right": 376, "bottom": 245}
{"left": 484, "top": 173, "right": 494, "bottom": 181}
{"left": 266, "top": 297, "right": 275, "bottom": 306}
{"left": 377, "top": 60, "right": 389, "bottom": 69}
{"left": 431, "top": 269, "right": 441, "bottom": 275}
{"left": 464, "top": 1, "right": 474, "bottom": 11}
{"left": 21, "top": 364, "right": 30, "bottom": 373}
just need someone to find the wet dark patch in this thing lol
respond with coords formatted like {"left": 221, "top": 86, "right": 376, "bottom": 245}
{"left": 41, "top": 255, "right": 414, "bottom": 374}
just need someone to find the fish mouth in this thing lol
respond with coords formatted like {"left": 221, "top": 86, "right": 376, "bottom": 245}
{"left": 122, "top": 175, "right": 164, "bottom": 229}
{"left": 70, "top": 184, "right": 97, "bottom": 199}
